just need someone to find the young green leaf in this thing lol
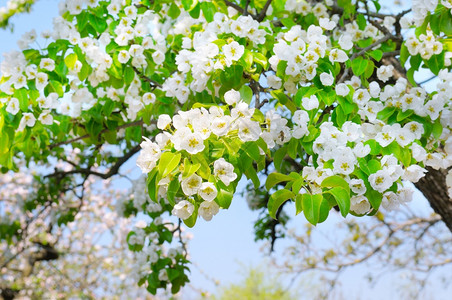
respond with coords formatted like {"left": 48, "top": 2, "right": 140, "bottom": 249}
{"left": 268, "top": 189, "right": 295, "bottom": 219}
{"left": 302, "top": 193, "right": 324, "bottom": 225}
{"left": 158, "top": 152, "right": 181, "bottom": 178}
{"left": 265, "top": 173, "right": 295, "bottom": 190}
{"left": 324, "top": 187, "right": 350, "bottom": 217}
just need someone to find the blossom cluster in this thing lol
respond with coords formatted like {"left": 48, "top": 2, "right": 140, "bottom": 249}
{"left": 1, "top": 0, "right": 452, "bottom": 297}
{"left": 405, "top": 30, "right": 446, "bottom": 61}
{"left": 0, "top": 0, "right": 35, "bottom": 27}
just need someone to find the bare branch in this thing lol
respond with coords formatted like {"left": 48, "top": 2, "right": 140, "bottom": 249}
{"left": 132, "top": 66, "right": 162, "bottom": 88}
{"left": 223, "top": 0, "right": 247, "bottom": 15}
{"left": 45, "top": 145, "right": 141, "bottom": 180}
{"left": 256, "top": 0, "right": 273, "bottom": 22}
{"left": 49, "top": 120, "right": 144, "bottom": 149}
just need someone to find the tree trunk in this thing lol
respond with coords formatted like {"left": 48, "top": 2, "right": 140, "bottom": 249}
{"left": 415, "top": 167, "right": 452, "bottom": 233}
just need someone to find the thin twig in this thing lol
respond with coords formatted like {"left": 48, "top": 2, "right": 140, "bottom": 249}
{"left": 132, "top": 66, "right": 162, "bottom": 88}
{"left": 338, "top": 34, "right": 392, "bottom": 84}
{"left": 49, "top": 120, "right": 144, "bottom": 149}
{"left": 45, "top": 145, "right": 141, "bottom": 180}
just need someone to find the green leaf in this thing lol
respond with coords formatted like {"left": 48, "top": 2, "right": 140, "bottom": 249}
{"left": 324, "top": 187, "right": 350, "bottom": 217}
{"left": 76, "top": 11, "right": 89, "bottom": 31}
{"left": 280, "top": 18, "right": 296, "bottom": 28}
{"left": 217, "top": 187, "right": 233, "bottom": 209}
{"left": 295, "top": 194, "right": 303, "bottom": 215}
{"left": 158, "top": 152, "right": 181, "bottom": 178}
{"left": 372, "top": 0, "right": 381, "bottom": 11}
{"left": 242, "top": 141, "right": 261, "bottom": 161}
{"left": 168, "top": 3, "right": 181, "bottom": 19}
{"left": 432, "top": 118, "right": 443, "bottom": 139}
{"left": 268, "top": 189, "right": 294, "bottom": 219}
{"left": 124, "top": 66, "right": 135, "bottom": 85}
{"left": 0, "top": 149, "right": 13, "bottom": 169}
{"left": 351, "top": 57, "right": 368, "bottom": 76}
{"left": 147, "top": 169, "right": 159, "bottom": 202}
{"left": 242, "top": 49, "right": 254, "bottom": 70}
{"left": 425, "top": 51, "right": 445, "bottom": 75}
{"left": 273, "top": 146, "right": 287, "bottom": 172}
{"left": 88, "top": 14, "right": 107, "bottom": 33}
{"left": 364, "top": 60, "right": 375, "bottom": 79}
{"left": 47, "top": 80, "right": 64, "bottom": 97}
{"left": 191, "top": 154, "right": 210, "bottom": 179}
{"left": 396, "top": 109, "right": 413, "bottom": 122}
{"left": 364, "top": 139, "right": 381, "bottom": 155}
{"left": 64, "top": 53, "right": 78, "bottom": 69}
{"left": 287, "top": 138, "right": 298, "bottom": 159}
{"left": 78, "top": 63, "right": 91, "bottom": 81}
{"left": 200, "top": 2, "right": 215, "bottom": 22}
{"left": 368, "top": 159, "right": 381, "bottom": 174}
{"left": 294, "top": 86, "right": 319, "bottom": 106}
{"left": 188, "top": 2, "right": 201, "bottom": 18}
{"left": 183, "top": 203, "right": 198, "bottom": 228}
{"left": 398, "top": 146, "right": 412, "bottom": 167}
{"left": 366, "top": 189, "right": 382, "bottom": 210}
{"left": 356, "top": 13, "right": 367, "bottom": 30}
{"left": 406, "top": 68, "right": 417, "bottom": 86}
{"left": 181, "top": 0, "right": 198, "bottom": 11}
{"left": 332, "top": 105, "right": 346, "bottom": 127}
{"left": 271, "top": 90, "right": 297, "bottom": 113}
{"left": 182, "top": 158, "right": 200, "bottom": 178}
{"left": 430, "top": 11, "right": 441, "bottom": 35}
{"left": 302, "top": 193, "right": 324, "bottom": 225}
{"left": 303, "top": 126, "right": 319, "bottom": 142}
{"left": 15, "top": 89, "right": 29, "bottom": 111}
{"left": 220, "top": 65, "right": 243, "bottom": 90}
{"left": 440, "top": 9, "right": 452, "bottom": 35}
{"left": 23, "top": 49, "right": 40, "bottom": 61}
{"left": 400, "top": 43, "right": 409, "bottom": 66}
{"left": 377, "top": 107, "right": 396, "bottom": 121}
{"left": 244, "top": 163, "right": 260, "bottom": 189}
{"left": 167, "top": 179, "right": 180, "bottom": 206}
{"left": 0, "top": 126, "right": 12, "bottom": 155}
{"left": 369, "top": 49, "right": 383, "bottom": 62}
{"left": 265, "top": 172, "right": 295, "bottom": 190}
{"left": 410, "top": 54, "right": 422, "bottom": 71}
{"left": 253, "top": 52, "right": 268, "bottom": 69}
{"left": 321, "top": 175, "right": 350, "bottom": 194}
{"left": 239, "top": 85, "right": 253, "bottom": 105}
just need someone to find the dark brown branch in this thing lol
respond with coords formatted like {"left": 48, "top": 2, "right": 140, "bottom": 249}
{"left": 419, "top": 75, "right": 437, "bottom": 85}
{"left": 382, "top": 50, "right": 400, "bottom": 58}
{"left": 256, "top": 0, "right": 273, "bottom": 22}
{"left": 415, "top": 167, "right": 452, "bottom": 233}
{"left": 250, "top": 79, "right": 264, "bottom": 109}
{"left": 243, "top": 0, "right": 250, "bottom": 16}
{"left": 45, "top": 145, "right": 141, "bottom": 180}
{"left": 330, "top": 4, "right": 410, "bottom": 20}
{"left": 132, "top": 66, "right": 162, "bottom": 88}
{"left": 223, "top": 0, "right": 247, "bottom": 15}
{"left": 270, "top": 199, "right": 287, "bottom": 252}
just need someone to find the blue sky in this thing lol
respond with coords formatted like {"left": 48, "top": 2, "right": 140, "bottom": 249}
{"left": 1, "top": 1, "right": 451, "bottom": 299}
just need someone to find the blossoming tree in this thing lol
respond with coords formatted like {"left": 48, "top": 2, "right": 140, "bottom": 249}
{"left": 1, "top": 0, "right": 452, "bottom": 296}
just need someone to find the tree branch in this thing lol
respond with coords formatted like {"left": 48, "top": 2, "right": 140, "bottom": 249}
{"left": 256, "top": 0, "right": 273, "bottom": 22}
{"left": 49, "top": 120, "right": 144, "bottom": 149}
{"left": 337, "top": 34, "right": 392, "bottom": 84}
{"left": 45, "top": 145, "right": 141, "bottom": 180}
{"left": 223, "top": 0, "right": 247, "bottom": 15}
{"left": 132, "top": 66, "right": 162, "bottom": 88}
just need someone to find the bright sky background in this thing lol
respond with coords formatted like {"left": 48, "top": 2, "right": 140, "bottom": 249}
{"left": 1, "top": 1, "right": 451, "bottom": 299}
